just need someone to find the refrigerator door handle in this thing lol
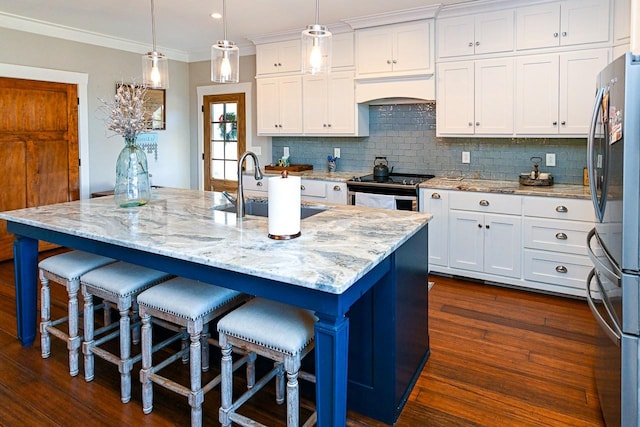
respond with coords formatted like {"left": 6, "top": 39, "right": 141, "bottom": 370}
{"left": 587, "top": 87, "right": 606, "bottom": 223}
{"left": 587, "top": 228, "right": 621, "bottom": 285}
{"left": 586, "top": 268, "right": 621, "bottom": 346}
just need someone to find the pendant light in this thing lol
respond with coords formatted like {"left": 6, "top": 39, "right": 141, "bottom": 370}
{"left": 211, "top": 0, "right": 239, "bottom": 83}
{"left": 301, "top": 0, "right": 332, "bottom": 75}
{"left": 142, "top": 0, "right": 169, "bottom": 89}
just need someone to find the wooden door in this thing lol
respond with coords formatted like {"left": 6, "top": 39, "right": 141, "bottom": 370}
{"left": 0, "top": 77, "right": 79, "bottom": 260}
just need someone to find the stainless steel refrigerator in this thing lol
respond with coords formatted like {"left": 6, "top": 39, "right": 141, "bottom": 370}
{"left": 587, "top": 52, "right": 640, "bottom": 427}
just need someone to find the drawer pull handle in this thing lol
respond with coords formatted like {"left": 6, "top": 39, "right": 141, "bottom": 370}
{"left": 556, "top": 205, "right": 568, "bottom": 213}
{"left": 333, "top": 185, "right": 341, "bottom": 191}
{"left": 256, "top": 181, "right": 263, "bottom": 187}
{"left": 555, "top": 232, "right": 568, "bottom": 240}
{"left": 300, "top": 185, "right": 306, "bottom": 190}
{"left": 479, "top": 200, "right": 489, "bottom": 206}
{"left": 431, "top": 193, "right": 441, "bottom": 199}
{"left": 556, "top": 265, "right": 568, "bottom": 274}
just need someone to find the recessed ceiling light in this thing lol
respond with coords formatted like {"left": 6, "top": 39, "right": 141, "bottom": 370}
{"left": 211, "top": 12, "right": 222, "bottom": 19}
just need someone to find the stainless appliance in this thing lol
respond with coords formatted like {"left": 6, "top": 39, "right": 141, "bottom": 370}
{"left": 347, "top": 173, "right": 434, "bottom": 211}
{"left": 586, "top": 52, "right": 640, "bottom": 427}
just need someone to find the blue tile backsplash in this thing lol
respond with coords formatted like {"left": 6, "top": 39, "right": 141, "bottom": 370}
{"left": 272, "top": 103, "right": 587, "bottom": 185}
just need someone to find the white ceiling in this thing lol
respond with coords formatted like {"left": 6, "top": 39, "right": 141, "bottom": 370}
{"left": 0, "top": 0, "right": 474, "bottom": 62}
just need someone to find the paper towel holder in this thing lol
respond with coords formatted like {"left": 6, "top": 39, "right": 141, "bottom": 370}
{"left": 267, "top": 170, "right": 302, "bottom": 240}
{"left": 268, "top": 231, "right": 302, "bottom": 240}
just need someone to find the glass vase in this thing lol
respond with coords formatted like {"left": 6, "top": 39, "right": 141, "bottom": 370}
{"left": 114, "top": 137, "right": 151, "bottom": 207}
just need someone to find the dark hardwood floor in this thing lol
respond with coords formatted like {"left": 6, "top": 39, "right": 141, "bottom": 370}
{"left": 0, "top": 251, "right": 605, "bottom": 426}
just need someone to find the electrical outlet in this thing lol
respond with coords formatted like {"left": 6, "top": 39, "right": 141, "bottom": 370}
{"left": 283, "top": 147, "right": 289, "bottom": 157}
{"left": 546, "top": 153, "right": 556, "bottom": 167}
{"left": 334, "top": 148, "right": 340, "bottom": 158}
{"left": 462, "top": 151, "right": 470, "bottom": 164}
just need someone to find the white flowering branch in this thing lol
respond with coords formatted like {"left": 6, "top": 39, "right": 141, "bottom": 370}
{"left": 99, "top": 82, "right": 151, "bottom": 140}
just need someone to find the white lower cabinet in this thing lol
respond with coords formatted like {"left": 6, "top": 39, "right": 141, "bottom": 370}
{"left": 420, "top": 187, "right": 594, "bottom": 297}
{"left": 300, "top": 180, "right": 348, "bottom": 205}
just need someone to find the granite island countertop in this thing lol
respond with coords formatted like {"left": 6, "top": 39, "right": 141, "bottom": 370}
{"left": 420, "top": 177, "right": 591, "bottom": 200}
{"left": 0, "top": 187, "right": 431, "bottom": 294}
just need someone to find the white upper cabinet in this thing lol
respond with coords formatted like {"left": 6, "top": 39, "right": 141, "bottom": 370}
{"left": 613, "top": 0, "right": 631, "bottom": 44}
{"left": 516, "top": 0, "right": 610, "bottom": 50}
{"left": 437, "top": 58, "right": 514, "bottom": 136}
{"left": 515, "top": 49, "right": 608, "bottom": 135}
{"left": 437, "top": 10, "right": 515, "bottom": 58}
{"left": 256, "top": 40, "right": 301, "bottom": 75}
{"left": 331, "top": 32, "right": 355, "bottom": 69}
{"left": 256, "top": 76, "right": 302, "bottom": 135}
{"left": 356, "top": 20, "right": 434, "bottom": 78}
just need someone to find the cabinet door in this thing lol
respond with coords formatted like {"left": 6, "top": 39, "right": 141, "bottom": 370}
{"left": 278, "top": 76, "right": 303, "bottom": 134}
{"left": 516, "top": 3, "right": 561, "bottom": 50}
{"left": 475, "top": 10, "right": 515, "bottom": 55}
{"left": 302, "top": 75, "right": 328, "bottom": 134}
{"left": 561, "top": 0, "right": 610, "bottom": 46}
{"left": 394, "top": 20, "right": 433, "bottom": 74}
{"left": 449, "top": 210, "right": 484, "bottom": 272}
{"left": 255, "top": 40, "right": 301, "bottom": 75}
{"left": 356, "top": 27, "right": 394, "bottom": 75}
{"left": 277, "top": 40, "right": 302, "bottom": 73}
{"left": 559, "top": 49, "right": 608, "bottom": 134}
{"left": 515, "top": 54, "right": 559, "bottom": 134}
{"left": 326, "top": 72, "right": 355, "bottom": 134}
{"left": 437, "top": 16, "right": 475, "bottom": 58}
{"left": 326, "top": 183, "right": 348, "bottom": 205}
{"left": 332, "top": 32, "right": 355, "bottom": 69}
{"left": 614, "top": 0, "right": 631, "bottom": 43}
{"left": 421, "top": 189, "right": 449, "bottom": 267}
{"left": 256, "top": 44, "right": 281, "bottom": 75}
{"left": 474, "top": 58, "right": 514, "bottom": 135}
{"left": 484, "top": 213, "right": 522, "bottom": 278}
{"left": 256, "top": 78, "right": 281, "bottom": 134}
{"left": 436, "top": 61, "right": 475, "bottom": 135}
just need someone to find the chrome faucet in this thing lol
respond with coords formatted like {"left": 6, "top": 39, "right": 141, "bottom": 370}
{"left": 236, "top": 151, "right": 263, "bottom": 219}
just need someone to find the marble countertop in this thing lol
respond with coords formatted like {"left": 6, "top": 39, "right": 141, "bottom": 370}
{"left": 255, "top": 169, "right": 363, "bottom": 182}
{"left": 0, "top": 188, "right": 431, "bottom": 294}
{"left": 420, "top": 177, "right": 592, "bottom": 199}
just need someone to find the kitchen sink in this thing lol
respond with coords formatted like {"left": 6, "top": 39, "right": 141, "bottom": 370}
{"left": 215, "top": 199, "right": 328, "bottom": 219}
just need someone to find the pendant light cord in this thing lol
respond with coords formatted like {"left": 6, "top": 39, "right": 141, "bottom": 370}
{"left": 150, "top": 0, "right": 157, "bottom": 52}
{"left": 223, "top": 0, "right": 228, "bottom": 41}
{"left": 315, "top": 0, "right": 319, "bottom": 25}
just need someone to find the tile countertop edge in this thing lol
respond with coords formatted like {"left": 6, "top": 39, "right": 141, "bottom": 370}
{"left": 420, "top": 177, "right": 592, "bottom": 200}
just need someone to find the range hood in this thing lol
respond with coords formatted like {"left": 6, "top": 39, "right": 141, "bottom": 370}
{"left": 355, "top": 75, "right": 435, "bottom": 105}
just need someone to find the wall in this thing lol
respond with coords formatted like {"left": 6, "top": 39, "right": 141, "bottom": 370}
{"left": 273, "top": 103, "right": 588, "bottom": 185}
{"left": 0, "top": 27, "right": 191, "bottom": 195}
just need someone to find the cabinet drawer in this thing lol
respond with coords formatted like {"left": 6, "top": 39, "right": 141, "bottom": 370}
{"left": 300, "top": 180, "right": 326, "bottom": 198}
{"left": 243, "top": 175, "right": 268, "bottom": 192}
{"left": 523, "top": 249, "right": 593, "bottom": 291}
{"left": 523, "top": 196, "right": 594, "bottom": 221}
{"left": 449, "top": 191, "right": 522, "bottom": 215}
{"left": 523, "top": 217, "right": 592, "bottom": 255}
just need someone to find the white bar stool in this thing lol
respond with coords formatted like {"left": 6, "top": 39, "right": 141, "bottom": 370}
{"left": 217, "top": 298, "right": 317, "bottom": 427}
{"left": 80, "top": 261, "right": 172, "bottom": 403}
{"left": 38, "top": 250, "right": 115, "bottom": 376}
{"left": 137, "top": 277, "right": 250, "bottom": 427}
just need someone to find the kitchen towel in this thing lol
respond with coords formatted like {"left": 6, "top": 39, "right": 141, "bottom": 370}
{"left": 268, "top": 174, "right": 301, "bottom": 239}
{"left": 355, "top": 192, "right": 396, "bottom": 210}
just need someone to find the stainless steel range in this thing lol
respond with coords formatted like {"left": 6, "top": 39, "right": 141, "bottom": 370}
{"left": 347, "top": 173, "right": 435, "bottom": 211}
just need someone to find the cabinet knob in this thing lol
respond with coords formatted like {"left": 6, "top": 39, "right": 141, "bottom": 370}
{"left": 323, "top": 124, "right": 327, "bottom": 127}
{"left": 553, "top": 121, "right": 558, "bottom": 126}
{"left": 479, "top": 200, "right": 490, "bottom": 206}
{"left": 478, "top": 223, "right": 483, "bottom": 228}
{"left": 274, "top": 124, "right": 278, "bottom": 128}
{"left": 387, "top": 59, "right": 392, "bottom": 64}
{"left": 475, "top": 41, "right": 480, "bottom": 46}
{"left": 256, "top": 181, "right": 263, "bottom": 187}
{"left": 431, "top": 193, "right": 441, "bottom": 199}
{"left": 278, "top": 62, "right": 282, "bottom": 66}
{"left": 562, "top": 31, "right": 567, "bottom": 37}
{"left": 468, "top": 122, "right": 473, "bottom": 127}
{"left": 556, "top": 205, "right": 568, "bottom": 213}
{"left": 327, "top": 124, "right": 331, "bottom": 128}
{"left": 485, "top": 224, "right": 490, "bottom": 229}
{"left": 553, "top": 32, "right": 559, "bottom": 38}
{"left": 555, "top": 232, "right": 568, "bottom": 240}
{"left": 561, "top": 121, "right": 566, "bottom": 125}
{"left": 333, "top": 185, "right": 341, "bottom": 191}
{"left": 392, "top": 59, "right": 397, "bottom": 64}
{"left": 468, "top": 42, "right": 474, "bottom": 47}
{"left": 273, "top": 63, "right": 278, "bottom": 67}
{"left": 300, "top": 185, "right": 306, "bottom": 190}
{"left": 279, "top": 124, "right": 283, "bottom": 128}
{"left": 556, "top": 265, "right": 568, "bottom": 274}
{"left": 476, "top": 122, "right": 480, "bottom": 126}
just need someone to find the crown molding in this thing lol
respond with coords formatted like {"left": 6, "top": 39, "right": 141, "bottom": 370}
{"left": 247, "top": 22, "right": 352, "bottom": 46}
{"left": 342, "top": 5, "right": 442, "bottom": 29}
{"left": 0, "top": 12, "right": 190, "bottom": 62}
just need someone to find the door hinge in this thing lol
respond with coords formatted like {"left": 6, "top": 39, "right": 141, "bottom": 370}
{"left": 202, "top": 153, "right": 205, "bottom": 160}
{"left": 77, "top": 97, "right": 80, "bottom": 105}
{"left": 78, "top": 158, "right": 81, "bottom": 166}
{"left": 201, "top": 105, "right": 204, "bottom": 112}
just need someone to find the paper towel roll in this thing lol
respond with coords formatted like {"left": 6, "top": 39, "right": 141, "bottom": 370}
{"left": 268, "top": 175, "right": 301, "bottom": 239}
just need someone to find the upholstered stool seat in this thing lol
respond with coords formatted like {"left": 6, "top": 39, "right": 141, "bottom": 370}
{"left": 217, "top": 298, "right": 317, "bottom": 427}
{"left": 137, "top": 277, "right": 250, "bottom": 427}
{"left": 80, "top": 261, "right": 172, "bottom": 403}
{"left": 38, "top": 250, "right": 115, "bottom": 376}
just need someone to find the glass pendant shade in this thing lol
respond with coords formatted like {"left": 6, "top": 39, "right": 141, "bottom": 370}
{"left": 142, "top": 51, "right": 169, "bottom": 89}
{"left": 301, "top": 24, "right": 332, "bottom": 74}
{"left": 211, "top": 40, "right": 239, "bottom": 83}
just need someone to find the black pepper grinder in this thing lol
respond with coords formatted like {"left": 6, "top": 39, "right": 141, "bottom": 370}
{"left": 530, "top": 156, "right": 542, "bottom": 180}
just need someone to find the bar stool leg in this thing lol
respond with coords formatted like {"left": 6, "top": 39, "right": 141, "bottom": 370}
{"left": 118, "top": 304, "right": 132, "bottom": 404}
{"left": 39, "top": 273, "right": 51, "bottom": 359}
{"left": 219, "top": 343, "right": 233, "bottom": 427}
{"left": 286, "top": 368, "right": 299, "bottom": 427}
{"left": 140, "top": 312, "right": 153, "bottom": 415}
{"left": 66, "top": 280, "right": 81, "bottom": 377}
{"left": 82, "top": 288, "right": 95, "bottom": 382}
{"left": 188, "top": 328, "right": 203, "bottom": 427}
{"left": 275, "top": 362, "right": 285, "bottom": 404}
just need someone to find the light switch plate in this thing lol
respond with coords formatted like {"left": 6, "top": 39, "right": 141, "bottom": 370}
{"left": 462, "top": 151, "right": 470, "bottom": 164}
{"left": 546, "top": 153, "right": 556, "bottom": 167}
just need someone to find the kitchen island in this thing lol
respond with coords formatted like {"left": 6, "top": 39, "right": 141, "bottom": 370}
{"left": 0, "top": 187, "right": 432, "bottom": 426}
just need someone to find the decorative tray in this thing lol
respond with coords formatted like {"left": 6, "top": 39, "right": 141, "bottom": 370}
{"left": 519, "top": 173, "right": 554, "bottom": 186}
{"left": 265, "top": 164, "right": 313, "bottom": 172}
